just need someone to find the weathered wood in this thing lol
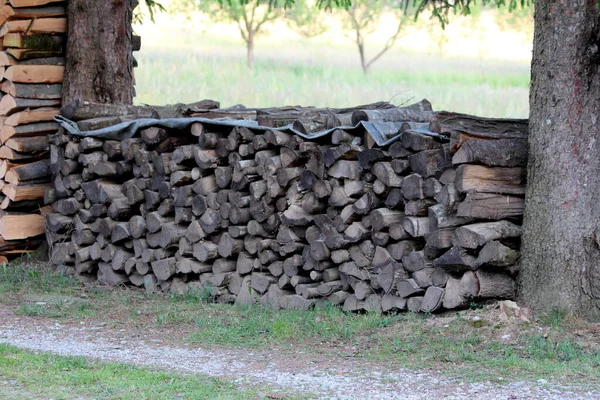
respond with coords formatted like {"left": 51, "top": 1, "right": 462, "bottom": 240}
{"left": 426, "top": 228, "right": 454, "bottom": 249}
{"left": 408, "top": 149, "right": 445, "bottom": 178}
{"left": 372, "top": 162, "right": 402, "bottom": 187}
{"left": 442, "top": 275, "right": 467, "bottom": 309}
{"left": 412, "top": 267, "right": 435, "bottom": 288}
{"left": 4, "top": 159, "right": 50, "bottom": 184}
{"left": 401, "top": 130, "right": 442, "bottom": 151}
{"left": 401, "top": 251, "right": 431, "bottom": 273}
{"left": 430, "top": 111, "right": 528, "bottom": 139}
{"left": 193, "top": 241, "right": 219, "bottom": 262}
{"left": 434, "top": 246, "right": 478, "bottom": 271}
{"left": 327, "top": 160, "right": 361, "bottom": 180}
{"left": 404, "top": 199, "right": 436, "bottom": 217}
{"left": 151, "top": 258, "right": 176, "bottom": 281}
{"left": 428, "top": 204, "right": 471, "bottom": 230}
{"left": 52, "top": 197, "right": 80, "bottom": 215}
{"left": 381, "top": 294, "right": 407, "bottom": 312}
{"left": 396, "top": 278, "right": 424, "bottom": 298}
{"left": 401, "top": 174, "right": 424, "bottom": 200}
{"left": 351, "top": 99, "right": 434, "bottom": 125}
{"left": 342, "top": 294, "right": 364, "bottom": 312}
{"left": 97, "top": 262, "right": 128, "bottom": 286}
{"left": 452, "top": 221, "right": 522, "bottom": 249}
{"left": 456, "top": 192, "right": 525, "bottom": 220}
{"left": 371, "top": 246, "right": 394, "bottom": 272}
{"left": 475, "top": 240, "right": 520, "bottom": 268}
{"left": 377, "top": 263, "right": 404, "bottom": 293}
{"left": 431, "top": 267, "right": 450, "bottom": 288}
{"left": 402, "top": 216, "right": 430, "bottom": 237}
{"left": 453, "top": 138, "right": 528, "bottom": 167}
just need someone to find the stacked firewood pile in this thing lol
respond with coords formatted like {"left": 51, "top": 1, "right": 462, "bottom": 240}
{"left": 0, "top": 2, "right": 142, "bottom": 261}
{"left": 0, "top": 0, "right": 67, "bottom": 260}
{"left": 46, "top": 99, "right": 528, "bottom": 313}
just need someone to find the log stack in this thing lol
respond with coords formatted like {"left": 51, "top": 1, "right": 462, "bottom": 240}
{"left": 46, "top": 99, "right": 528, "bottom": 313}
{"left": 0, "top": 0, "right": 68, "bottom": 260}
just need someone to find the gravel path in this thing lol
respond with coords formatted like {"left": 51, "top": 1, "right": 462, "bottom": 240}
{"left": 0, "top": 312, "right": 598, "bottom": 400}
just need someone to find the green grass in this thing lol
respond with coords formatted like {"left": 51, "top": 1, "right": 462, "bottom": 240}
{"left": 190, "top": 302, "right": 397, "bottom": 347}
{"left": 2, "top": 263, "right": 599, "bottom": 386}
{"left": 134, "top": 42, "right": 530, "bottom": 118}
{"left": 369, "top": 312, "right": 600, "bottom": 382}
{"left": 0, "top": 344, "right": 272, "bottom": 400}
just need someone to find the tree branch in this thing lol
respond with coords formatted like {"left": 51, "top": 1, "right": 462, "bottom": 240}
{"left": 365, "top": 18, "right": 406, "bottom": 69}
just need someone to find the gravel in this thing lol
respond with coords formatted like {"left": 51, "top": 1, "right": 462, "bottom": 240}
{"left": 0, "top": 315, "right": 598, "bottom": 399}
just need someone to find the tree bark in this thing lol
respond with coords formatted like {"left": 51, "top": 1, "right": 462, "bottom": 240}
{"left": 63, "top": 0, "right": 134, "bottom": 104}
{"left": 246, "top": 31, "right": 255, "bottom": 70}
{"left": 520, "top": 0, "right": 600, "bottom": 320}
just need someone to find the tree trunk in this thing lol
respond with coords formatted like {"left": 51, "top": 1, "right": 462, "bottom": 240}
{"left": 63, "top": 0, "right": 134, "bottom": 104}
{"left": 247, "top": 32, "right": 255, "bottom": 70}
{"left": 520, "top": 0, "right": 600, "bottom": 320}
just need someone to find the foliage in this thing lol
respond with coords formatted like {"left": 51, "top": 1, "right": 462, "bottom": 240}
{"left": 285, "top": 0, "right": 330, "bottom": 39}
{"left": 134, "top": 0, "right": 167, "bottom": 24}
{"left": 278, "top": 0, "right": 534, "bottom": 26}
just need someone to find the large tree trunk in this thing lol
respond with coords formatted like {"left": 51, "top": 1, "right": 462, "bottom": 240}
{"left": 63, "top": 0, "right": 134, "bottom": 104}
{"left": 520, "top": 0, "right": 600, "bottom": 320}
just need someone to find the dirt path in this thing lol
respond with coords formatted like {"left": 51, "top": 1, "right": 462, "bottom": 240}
{"left": 0, "top": 307, "right": 597, "bottom": 400}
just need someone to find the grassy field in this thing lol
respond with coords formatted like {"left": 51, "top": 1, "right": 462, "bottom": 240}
{"left": 1, "top": 262, "right": 599, "bottom": 385}
{"left": 133, "top": 12, "right": 531, "bottom": 118}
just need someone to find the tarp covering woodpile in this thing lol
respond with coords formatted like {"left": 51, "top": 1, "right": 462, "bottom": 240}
{"left": 47, "top": 98, "right": 528, "bottom": 313}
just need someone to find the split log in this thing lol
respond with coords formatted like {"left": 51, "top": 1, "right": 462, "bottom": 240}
{"left": 452, "top": 221, "right": 522, "bottom": 249}
{"left": 434, "top": 246, "right": 478, "bottom": 271}
{"left": 381, "top": 294, "right": 407, "bottom": 312}
{"left": 351, "top": 99, "right": 433, "bottom": 125}
{"left": 429, "top": 111, "right": 528, "bottom": 139}
{"left": 452, "top": 138, "right": 528, "bottom": 167}
{"left": 455, "top": 165, "right": 526, "bottom": 195}
{"left": 396, "top": 278, "right": 424, "bottom": 298}
{"left": 475, "top": 241, "right": 520, "bottom": 268}
{"left": 456, "top": 192, "right": 525, "bottom": 220}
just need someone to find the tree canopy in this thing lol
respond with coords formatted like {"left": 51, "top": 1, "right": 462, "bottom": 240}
{"left": 286, "top": 0, "right": 532, "bottom": 25}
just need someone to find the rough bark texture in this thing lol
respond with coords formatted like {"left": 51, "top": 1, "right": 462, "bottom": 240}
{"left": 63, "top": 0, "right": 134, "bottom": 104}
{"left": 520, "top": 0, "right": 600, "bottom": 320}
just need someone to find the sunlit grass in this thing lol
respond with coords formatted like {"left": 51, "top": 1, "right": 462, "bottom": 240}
{"left": 134, "top": 38, "right": 530, "bottom": 118}
{"left": 0, "top": 344, "right": 270, "bottom": 400}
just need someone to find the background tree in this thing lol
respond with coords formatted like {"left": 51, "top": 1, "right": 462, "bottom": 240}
{"left": 285, "top": 0, "right": 330, "bottom": 39}
{"left": 179, "top": 0, "right": 283, "bottom": 69}
{"left": 137, "top": 0, "right": 167, "bottom": 23}
{"left": 339, "top": 0, "right": 413, "bottom": 74}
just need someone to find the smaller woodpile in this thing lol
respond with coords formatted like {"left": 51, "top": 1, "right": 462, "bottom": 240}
{"left": 46, "top": 99, "right": 528, "bottom": 313}
{"left": 0, "top": 0, "right": 67, "bottom": 260}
